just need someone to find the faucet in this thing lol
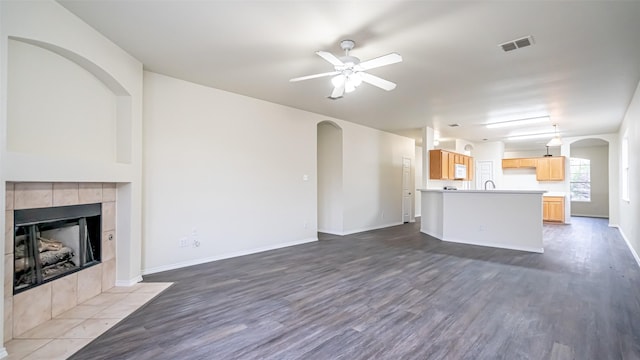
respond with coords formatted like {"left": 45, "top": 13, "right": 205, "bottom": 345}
{"left": 484, "top": 180, "right": 496, "bottom": 190}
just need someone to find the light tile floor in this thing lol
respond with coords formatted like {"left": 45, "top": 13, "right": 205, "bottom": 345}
{"left": 4, "top": 282, "right": 172, "bottom": 360}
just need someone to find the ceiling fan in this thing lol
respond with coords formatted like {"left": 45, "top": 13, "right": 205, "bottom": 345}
{"left": 290, "top": 40, "right": 403, "bottom": 99}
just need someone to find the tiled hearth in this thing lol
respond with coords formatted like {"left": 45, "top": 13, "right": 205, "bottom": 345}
{"left": 4, "top": 282, "right": 172, "bottom": 360}
{"left": 4, "top": 182, "right": 118, "bottom": 343}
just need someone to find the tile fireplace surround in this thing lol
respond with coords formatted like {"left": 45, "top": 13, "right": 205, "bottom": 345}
{"left": 4, "top": 182, "right": 118, "bottom": 342}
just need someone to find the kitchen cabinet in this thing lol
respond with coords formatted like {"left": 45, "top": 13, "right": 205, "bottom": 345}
{"left": 466, "top": 157, "right": 474, "bottom": 180}
{"left": 502, "top": 157, "right": 538, "bottom": 168}
{"left": 429, "top": 149, "right": 474, "bottom": 180}
{"left": 519, "top": 158, "right": 538, "bottom": 167}
{"left": 543, "top": 196, "right": 565, "bottom": 222}
{"left": 430, "top": 149, "right": 450, "bottom": 180}
{"left": 502, "top": 156, "right": 565, "bottom": 181}
{"left": 536, "top": 157, "right": 565, "bottom": 181}
{"left": 502, "top": 158, "right": 520, "bottom": 168}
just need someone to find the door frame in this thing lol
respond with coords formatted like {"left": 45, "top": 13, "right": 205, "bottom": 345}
{"left": 402, "top": 156, "right": 413, "bottom": 223}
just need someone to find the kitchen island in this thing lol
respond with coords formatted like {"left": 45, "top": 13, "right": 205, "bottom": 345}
{"left": 419, "top": 189, "right": 546, "bottom": 253}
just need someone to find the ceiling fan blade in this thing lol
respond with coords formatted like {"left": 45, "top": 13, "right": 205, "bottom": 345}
{"left": 329, "top": 84, "right": 345, "bottom": 99}
{"left": 358, "top": 53, "right": 403, "bottom": 71}
{"left": 316, "top": 51, "right": 344, "bottom": 66}
{"left": 360, "top": 72, "right": 397, "bottom": 91}
{"left": 290, "top": 71, "right": 340, "bottom": 82}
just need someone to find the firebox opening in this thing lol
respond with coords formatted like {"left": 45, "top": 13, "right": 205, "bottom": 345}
{"left": 14, "top": 203, "right": 102, "bottom": 294}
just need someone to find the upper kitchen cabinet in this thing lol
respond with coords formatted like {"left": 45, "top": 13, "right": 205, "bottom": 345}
{"left": 502, "top": 157, "right": 538, "bottom": 168}
{"left": 536, "top": 157, "right": 565, "bottom": 181}
{"left": 502, "top": 158, "right": 520, "bottom": 168}
{"left": 430, "top": 149, "right": 450, "bottom": 179}
{"left": 502, "top": 156, "right": 565, "bottom": 181}
{"left": 429, "top": 149, "right": 474, "bottom": 180}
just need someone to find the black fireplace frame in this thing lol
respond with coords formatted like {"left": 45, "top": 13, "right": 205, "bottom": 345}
{"left": 13, "top": 203, "right": 102, "bottom": 294}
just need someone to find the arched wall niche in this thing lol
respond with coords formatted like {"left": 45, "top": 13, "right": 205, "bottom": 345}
{"left": 10, "top": 36, "right": 129, "bottom": 95}
{"left": 7, "top": 36, "right": 132, "bottom": 164}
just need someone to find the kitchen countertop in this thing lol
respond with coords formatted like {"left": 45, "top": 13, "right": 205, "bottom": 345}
{"left": 418, "top": 189, "right": 546, "bottom": 194}
{"left": 543, "top": 192, "right": 566, "bottom": 197}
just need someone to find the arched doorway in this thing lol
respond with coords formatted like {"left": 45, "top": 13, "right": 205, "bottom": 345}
{"left": 317, "top": 121, "right": 343, "bottom": 235}
{"left": 569, "top": 138, "right": 609, "bottom": 218}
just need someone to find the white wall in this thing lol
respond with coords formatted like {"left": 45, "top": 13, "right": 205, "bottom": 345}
{"left": 142, "top": 71, "right": 415, "bottom": 271}
{"left": 415, "top": 146, "right": 422, "bottom": 216}
{"left": 504, "top": 149, "right": 561, "bottom": 158}
{"left": 318, "top": 122, "right": 343, "bottom": 234}
{"left": 618, "top": 79, "right": 640, "bottom": 262}
{"left": 570, "top": 144, "right": 609, "bottom": 218}
{"left": 0, "top": 0, "right": 144, "bottom": 350}
{"left": 142, "top": 71, "right": 317, "bottom": 272}
{"left": 340, "top": 120, "right": 415, "bottom": 234}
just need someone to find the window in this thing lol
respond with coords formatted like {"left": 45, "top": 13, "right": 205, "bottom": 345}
{"left": 622, "top": 131, "right": 629, "bottom": 202}
{"left": 570, "top": 157, "right": 591, "bottom": 201}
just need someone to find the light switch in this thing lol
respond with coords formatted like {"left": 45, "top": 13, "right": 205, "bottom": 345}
{"left": 303, "top": 174, "right": 309, "bottom": 181}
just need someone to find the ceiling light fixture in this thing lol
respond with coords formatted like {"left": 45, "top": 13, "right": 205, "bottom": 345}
{"left": 333, "top": 72, "right": 362, "bottom": 94}
{"left": 546, "top": 124, "right": 562, "bottom": 147}
{"left": 486, "top": 116, "right": 550, "bottom": 129}
{"left": 505, "top": 132, "right": 556, "bottom": 141}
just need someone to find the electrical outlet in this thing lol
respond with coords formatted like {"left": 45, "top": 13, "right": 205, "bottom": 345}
{"left": 381, "top": 211, "right": 385, "bottom": 219}
{"left": 304, "top": 221, "right": 308, "bottom": 229}
{"left": 179, "top": 237, "right": 188, "bottom": 248}
{"left": 193, "top": 239, "right": 201, "bottom": 247}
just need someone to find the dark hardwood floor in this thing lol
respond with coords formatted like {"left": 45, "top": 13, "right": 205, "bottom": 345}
{"left": 70, "top": 217, "right": 640, "bottom": 359}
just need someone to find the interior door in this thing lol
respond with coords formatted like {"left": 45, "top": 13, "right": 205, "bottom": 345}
{"left": 476, "top": 160, "right": 494, "bottom": 189}
{"left": 402, "top": 157, "right": 411, "bottom": 223}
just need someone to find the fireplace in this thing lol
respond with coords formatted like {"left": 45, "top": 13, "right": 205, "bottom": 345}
{"left": 13, "top": 203, "right": 102, "bottom": 294}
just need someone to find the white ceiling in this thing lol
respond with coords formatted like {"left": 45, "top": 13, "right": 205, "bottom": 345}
{"left": 58, "top": 1, "right": 640, "bottom": 151}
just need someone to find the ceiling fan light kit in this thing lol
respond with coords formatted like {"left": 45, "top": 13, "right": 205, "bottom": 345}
{"left": 290, "top": 39, "right": 402, "bottom": 99}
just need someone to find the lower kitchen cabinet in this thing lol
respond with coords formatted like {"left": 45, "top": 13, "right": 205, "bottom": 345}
{"left": 543, "top": 196, "right": 565, "bottom": 223}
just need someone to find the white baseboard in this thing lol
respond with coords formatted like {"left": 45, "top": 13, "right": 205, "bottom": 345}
{"left": 443, "top": 237, "right": 544, "bottom": 254}
{"left": 115, "top": 275, "right": 143, "bottom": 287}
{"left": 571, "top": 213, "right": 609, "bottom": 219}
{"left": 0, "top": 347, "right": 8, "bottom": 359}
{"left": 319, "top": 222, "right": 405, "bottom": 236}
{"left": 341, "top": 222, "right": 403, "bottom": 236}
{"left": 611, "top": 225, "right": 640, "bottom": 269}
{"left": 318, "top": 228, "right": 343, "bottom": 235}
{"left": 142, "top": 237, "right": 318, "bottom": 275}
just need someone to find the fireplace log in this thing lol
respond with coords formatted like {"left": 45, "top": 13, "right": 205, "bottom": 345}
{"left": 15, "top": 246, "right": 74, "bottom": 272}
{"left": 38, "top": 237, "right": 63, "bottom": 252}
{"left": 15, "top": 258, "right": 26, "bottom": 272}
{"left": 39, "top": 247, "right": 74, "bottom": 267}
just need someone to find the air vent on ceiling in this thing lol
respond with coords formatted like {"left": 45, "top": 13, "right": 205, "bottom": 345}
{"left": 448, "top": 124, "right": 460, "bottom": 127}
{"left": 499, "top": 35, "right": 534, "bottom": 52}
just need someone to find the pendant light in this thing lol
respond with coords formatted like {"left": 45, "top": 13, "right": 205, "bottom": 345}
{"left": 546, "top": 124, "right": 562, "bottom": 147}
